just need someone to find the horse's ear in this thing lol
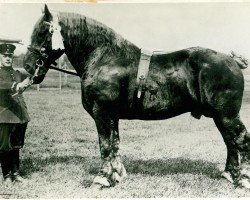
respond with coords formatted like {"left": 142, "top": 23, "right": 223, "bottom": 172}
{"left": 43, "top": 4, "right": 52, "bottom": 20}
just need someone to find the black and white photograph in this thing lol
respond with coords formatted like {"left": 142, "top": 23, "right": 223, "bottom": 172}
{"left": 0, "top": 1, "right": 250, "bottom": 198}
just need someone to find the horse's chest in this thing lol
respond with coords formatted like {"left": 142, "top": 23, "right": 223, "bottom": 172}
{"left": 83, "top": 66, "right": 125, "bottom": 102}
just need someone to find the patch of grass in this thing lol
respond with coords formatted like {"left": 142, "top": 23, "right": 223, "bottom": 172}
{"left": 0, "top": 89, "right": 250, "bottom": 198}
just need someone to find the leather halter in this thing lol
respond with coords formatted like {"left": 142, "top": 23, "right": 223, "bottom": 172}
{"left": 27, "top": 45, "right": 78, "bottom": 76}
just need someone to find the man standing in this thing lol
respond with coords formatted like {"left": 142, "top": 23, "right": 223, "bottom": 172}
{"left": 0, "top": 39, "right": 32, "bottom": 185}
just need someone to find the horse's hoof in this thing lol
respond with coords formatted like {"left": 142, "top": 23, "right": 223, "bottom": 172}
{"left": 121, "top": 164, "right": 127, "bottom": 178}
{"left": 221, "top": 171, "right": 233, "bottom": 183}
{"left": 111, "top": 165, "right": 127, "bottom": 184}
{"left": 241, "top": 168, "right": 250, "bottom": 179}
{"left": 90, "top": 183, "right": 104, "bottom": 190}
{"left": 112, "top": 172, "right": 121, "bottom": 183}
{"left": 238, "top": 179, "right": 250, "bottom": 189}
{"left": 93, "top": 175, "right": 110, "bottom": 187}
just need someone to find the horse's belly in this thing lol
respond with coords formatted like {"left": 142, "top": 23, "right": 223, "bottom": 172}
{"left": 123, "top": 89, "right": 192, "bottom": 120}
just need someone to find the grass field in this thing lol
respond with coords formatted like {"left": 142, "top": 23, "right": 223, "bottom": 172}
{"left": 1, "top": 85, "right": 250, "bottom": 198}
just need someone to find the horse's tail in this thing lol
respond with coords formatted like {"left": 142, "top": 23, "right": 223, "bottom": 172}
{"left": 230, "top": 51, "right": 248, "bottom": 69}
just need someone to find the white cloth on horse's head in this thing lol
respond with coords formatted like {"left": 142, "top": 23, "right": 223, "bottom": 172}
{"left": 49, "top": 12, "right": 65, "bottom": 51}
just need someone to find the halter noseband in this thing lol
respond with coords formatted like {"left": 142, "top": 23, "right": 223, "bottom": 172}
{"left": 27, "top": 45, "right": 58, "bottom": 69}
{"left": 27, "top": 46, "right": 78, "bottom": 76}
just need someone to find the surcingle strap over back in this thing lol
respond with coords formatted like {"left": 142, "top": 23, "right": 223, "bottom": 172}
{"left": 136, "top": 49, "right": 152, "bottom": 98}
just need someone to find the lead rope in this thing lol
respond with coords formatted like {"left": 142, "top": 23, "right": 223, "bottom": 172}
{"left": 11, "top": 65, "right": 41, "bottom": 97}
{"left": 48, "top": 65, "right": 78, "bottom": 76}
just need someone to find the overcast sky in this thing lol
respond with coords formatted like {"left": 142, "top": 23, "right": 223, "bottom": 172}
{"left": 0, "top": 2, "right": 250, "bottom": 74}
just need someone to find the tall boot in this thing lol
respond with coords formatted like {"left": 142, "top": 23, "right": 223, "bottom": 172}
{"left": 11, "top": 149, "right": 25, "bottom": 183}
{"left": 11, "top": 149, "right": 19, "bottom": 174}
{"left": 0, "top": 151, "right": 12, "bottom": 185}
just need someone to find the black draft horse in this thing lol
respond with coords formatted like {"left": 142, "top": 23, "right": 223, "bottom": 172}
{"left": 23, "top": 5, "right": 250, "bottom": 189}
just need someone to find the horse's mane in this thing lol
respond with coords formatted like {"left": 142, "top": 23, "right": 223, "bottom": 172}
{"left": 58, "top": 12, "right": 140, "bottom": 60}
{"left": 31, "top": 15, "right": 49, "bottom": 44}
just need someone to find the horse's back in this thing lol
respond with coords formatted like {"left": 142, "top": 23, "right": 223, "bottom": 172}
{"left": 140, "top": 47, "right": 244, "bottom": 119}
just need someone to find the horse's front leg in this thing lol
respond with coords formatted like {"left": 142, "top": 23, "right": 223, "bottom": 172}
{"left": 92, "top": 107, "right": 126, "bottom": 188}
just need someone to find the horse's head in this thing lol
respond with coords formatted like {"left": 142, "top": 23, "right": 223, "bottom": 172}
{"left": 23, "top": 4, "right": 65, "bottom": 83}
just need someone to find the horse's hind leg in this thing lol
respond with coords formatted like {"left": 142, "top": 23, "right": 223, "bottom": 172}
{"left": 91, "top": 106, "right": 126, "bottom": 188}
{"left": 213, "top": 116, "right": 250, "bottom": 188}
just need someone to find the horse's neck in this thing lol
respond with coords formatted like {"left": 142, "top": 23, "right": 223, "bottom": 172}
{"left": 63, "top": 38, "right": 141, "bottom": 77}
{"left": 64, "top": 46, "right": 121, "bottom": 77}
{"left": 59, "top": 14, "right": 140, "bottom": 76}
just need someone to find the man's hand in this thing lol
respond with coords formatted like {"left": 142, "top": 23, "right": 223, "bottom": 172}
{"left": 16, "top": 77, "right": 32, "bottom": 93}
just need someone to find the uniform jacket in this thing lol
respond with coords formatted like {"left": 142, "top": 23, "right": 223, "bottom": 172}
{"left": 0, "top": 67, "right": 30, "bottom": 123}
